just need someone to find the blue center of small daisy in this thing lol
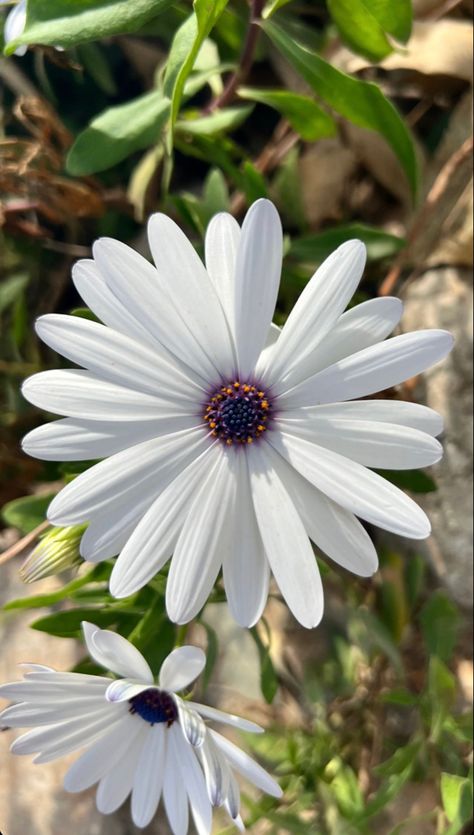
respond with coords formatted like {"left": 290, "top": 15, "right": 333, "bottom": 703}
{"left": 128, "top": 688, "right": 178, "bottom": 727}
{"left": 204, "top": 381, "right": 272, "bottom": 445}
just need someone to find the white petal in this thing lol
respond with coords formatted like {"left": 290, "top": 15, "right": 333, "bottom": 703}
{"left": 187, "top": 702, "right": 263, "bottom": 734}
{"left": 105, "top": 679, "right": 151, "bottom": 703}
{"left": 22, "top": 416, "right": 196, "bottom": 462}
{"left": 210, "top": 729, "right": 282, "bottom": 798}
{"left": 249, "top": 443, "right": 324, "bottom": 629}
{"left": 110, "top": 441, "right": 220, "bottom": 598}
{"left": 5, "top": 2, "right": 27, "bottom": 52}
{"left": 13, "top": 706, "right": 121, "bottom": 762}
{"left": 266, "top": 451, "right": 378, "bottom": 577}
{"left": 36, "top": 313, "right": 204, "bottom": 404}
{"left": 269, "top": 430, "right": 431, "bottom": 539}
{"left": 234, "top": 199, "right": 282, "bottom": 378}
{"left": 163, "top": 752, "right": 189, "bottom": 835}
{"left": 278, "top": 329, "right": 454, "bottom": 407}
{"left": 22, "top": 369, "right": 189, "bottom": 422}
{"left": 262, "top": 240, "right": 366, "bottom": 386}
{"left": 131, "top": 724, "right": 166, "bottom": 828}
{"left": 148, "top": 215, "right": 236, "bottom": 378}
{"left": 268, "top": 296, "right": 403, "bottom": 390}
{"left": 159, "top": 647, "right": 206, "bottom": 693}
{"left": 72, "top": 259, "right": 155, "bottom": 346}
{"left": 258, "top": 322, "right": 281, "bottom": 369}
{"left": 286, "top": 400, "right": 444, "bottom": 437}
{"left": 82, "top": 622, "right": 153, "bottom": 682}
{"left": 225, "top": 769, "right": 242, "bottom": 822}
{"left": 175, "top": 698, "right": 207, "bottom": 748}
{"left": 166, "top": 447, "right": 236, "bottom": 624}
{"left": 96, "top": 725, "right": 147, "bottom": 814}
{"left": 276, "top": 414, "right": 443, "bottom": 469}
{"left": 169, "top": 724, "right": 213, "bottom": 835}
{"left": 93, "top": 237, "right": 218, "bottom": 383}
{"left": 1, "top": 696, "right": 110, "bottom": 727}
{"left": 47, "top": 426, "right": 209, "bottom": 525}
{"left": 198, "top": 733, "right": 230, "bottom": 806}
{"left": 80, "top": 501, "right": 152, "bottom": 563}
{"left": 204, "top": 212, "right": 240, "bottom": 339}
{"left": 64, "top": 714, "right": 140, "bottom": 792}
{"left": 223, "top": 452, "right": 270, "bottom": 628}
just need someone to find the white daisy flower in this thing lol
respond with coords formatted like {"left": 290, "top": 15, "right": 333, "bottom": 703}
{"left": 0, "top": 622, "right": 282, "bottom": 831}
{"left": 21, "top": 200, "right": 453, "bottom": 628}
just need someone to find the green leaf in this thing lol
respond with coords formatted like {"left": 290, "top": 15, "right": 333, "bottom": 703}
{"left": 3, "top": 564, "right": 110, "bottom": 611}
{"left": 0, "top": 274, "right": 28, "bottom": 314}
{"left": 200, "top": 621, "right": 219, "bottom": 691}
{"left": 31, "top": 606, "right": 140, "bottom": 638}
{"left": 203, "top": 168, "right": 230, "bottom": 215}
{"left": 327, "top": 0, "right": 412, "bottom": 62}
{"left": 2, "top": 493, "right": 55, "bottom": 534}
{"left": 377, "top": 469, "right": 437, "bottom": 494}
{"left": 163, "top": 1, "right": 229, "bottom": 146}
{"left": 262, "top": 19, "right": 418, "bottom": 197}
{"left": 6, "top": 0, "right": 174, "bottom": 52}
{"left": 250, "top": 627, "right": 278, "bottom": 704}
{"left": 66, "top": 91, "right": 171, "bottom": 176}
{"left": 176, "top": 105, "right": 253, "bottom": 136}
{"left": 420, "top": 592, "right": 461, "bottom": 663}
{"left": 441, "top": 773, "right": 474, "bottom": 826}
{"left": 289, "top": 223, "right": 405, "bottom": 264}
{"left": 238, "top": 87, "right": 336, "bottom": 141}
{"left": 76, "top": 42, "right": 117, "bottom": 96}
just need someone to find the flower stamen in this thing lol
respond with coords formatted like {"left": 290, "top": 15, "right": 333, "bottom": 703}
{"left": 203, "top": 380, "right": 273, "bottom": 445}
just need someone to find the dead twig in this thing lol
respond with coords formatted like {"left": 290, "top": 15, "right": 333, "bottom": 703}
{"left": 0, "top": 520, "right": 50, "bottom": 566}
{"left": 379, "top": 135, "right": 473, "bottom": 297}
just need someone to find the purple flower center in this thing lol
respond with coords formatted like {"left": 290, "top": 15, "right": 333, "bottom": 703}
{"left": 204, "top": 381, "right": 273, "bottom": 445}
{"left": 128, "top": 688, "right": 178, "bottom": 726}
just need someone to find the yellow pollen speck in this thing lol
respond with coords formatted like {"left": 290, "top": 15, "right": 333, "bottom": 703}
{"left": 226, "top": 438, "right": 233, "bottom": 445}
{"left": 243, "top": 385, "right": 251, "bottom": 393}
{"left": 257, "top": 425, "right": 265, "bottom": 432}
{"left": 247, "top": 437, "right": 253, "bottom": 444}
{"left": 226, "top": 387, "right": 233, "bottom": 395}
{"left": 250, "top": 386, "right": 256, "bottom": 392}
{"left": 258, "top": 391, "right": 265, "bottom": 398}
{"left": 233, "top": 381, "right": 240, "bottom": 388}
{"left": 261, "top": 400, "right": 269, "bottom": 409}
{"left": 211, "top": 430, "right": 217, "bottom": 437}
{"left": 209, "top": 421, "right": 216, "bottom": 429}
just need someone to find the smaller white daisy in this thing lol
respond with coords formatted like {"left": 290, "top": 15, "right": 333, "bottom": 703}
{"left": 0, "top": 622, "right": 282, "bottom": 832}
{"left": 1, "top": 0, "right": 27, "bottom": 56}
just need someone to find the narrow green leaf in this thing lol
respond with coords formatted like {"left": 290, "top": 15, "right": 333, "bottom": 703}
{"left": 176, "top": 105, "right": 253, "bottom": 136}
{"left": 250, "top": 627, "right": 278, "bottom": 704}
{"left": 289, "top": 223, "right": 405, "bottom": 264}
{"left": 2, "top": 564, "right": 110, "bottom": 611}
{"left": 2, "top": 493, "right": 55, "bottom": 534}
{"left": 6, "top": 0, "right": 174, "bottom": 52}
{"left": 200, "top": 621, "right": 219, "bottom": 691}
{"left": 163, "top": 1, "right": 229, "bottom": 146}
{"left": 0, "top": 274, "right": 28, "bottom": 314}
{"left": 66, "top": 91, "right": 170, "bottom": 176}
{"left": 239, "top": 87, "right": 336, "bottom": 141}
{"left": 441, "top": 773, "right": 474, "bottom": 825}
{"left": 31, "top": 606, "right": 140, "bottom": 638}
{"left": 262, "top": 19, "right": 418, "bottom": 197}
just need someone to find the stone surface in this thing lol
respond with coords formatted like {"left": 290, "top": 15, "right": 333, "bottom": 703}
{"left": 401, "top": 266, "right": 473, "bottom": 609}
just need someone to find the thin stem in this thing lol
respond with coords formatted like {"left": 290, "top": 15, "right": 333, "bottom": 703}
{"left": 206, "top": 0, "right": 265, "bottom": 113}
{"left": 0, "top": 520, "right": 50, "bottom": 566}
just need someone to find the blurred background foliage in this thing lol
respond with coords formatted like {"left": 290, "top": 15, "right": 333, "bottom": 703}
{"left": 0, "top": 1, "right": 472, "bottom": 834}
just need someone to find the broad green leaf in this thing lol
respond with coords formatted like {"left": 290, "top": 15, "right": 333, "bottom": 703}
{"left": 2, "top": 493, "right": 55, "bottom": 534}
{"left": 203, "top": 168, "right": 230, "bottom": 215}
{"left": 420, "top": 592, "right": 461, "bottom": 663}
{"left": 163, "top": 1, "right": 229, "bottom": 145}
{"left": 262, "top": 19, "right": 418, "bottom": 197}
{"left": 238, "top": 87, "right": 336, "bottom": 141}
{"left": 66, "top": 91, "right": 170, "bottom": 176}
{"left": 6, "top": 0, "right": 174, "bottom": 52}
{"left": 327, "top": 0, "right": 412, "bottom": 62}
{"left": 176, "top": 105, "right": 253, "bottom": 136}
{"left": 289, "top": 224, "right": 405, "bottom": 264}
{"left": 0, "top": 274, "right": 28, "bottom": 314}
{"left": 441, "top": 773, "right": 474, "bottom": 826}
